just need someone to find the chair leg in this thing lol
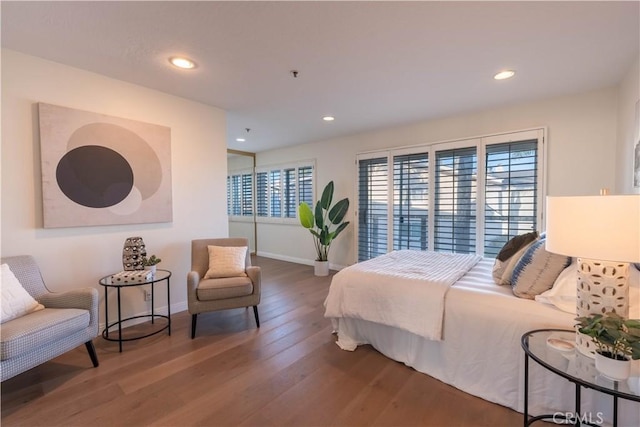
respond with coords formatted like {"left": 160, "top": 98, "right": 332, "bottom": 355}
{"left": 191, "top": 314, "right": 198, "bottom": 339}
{"left": 253, "top": 306, "right": 260, "bottom": 328}
{"left": 85, "top": 341, "right": 99, "bottom": 367}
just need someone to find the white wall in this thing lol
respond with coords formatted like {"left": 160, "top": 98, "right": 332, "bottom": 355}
{"left": 257, "top": 87, "right": 619, "bottom": 268}
{"left": 1, "top": 49, "right": 228, "bottom": 322}
{"left": 615, "top": 56, "right": 640, "bottom": 194}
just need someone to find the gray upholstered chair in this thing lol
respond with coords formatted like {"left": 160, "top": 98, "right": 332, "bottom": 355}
{"left": 0, "top": 255, "right": 99, "bottom": 382}
{"left": 187, "top": 238, "right": 261, "bottom": 339}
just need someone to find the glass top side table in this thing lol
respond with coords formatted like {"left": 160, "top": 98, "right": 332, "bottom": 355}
{"left": 521, "top": 329, "right": 639, "bottom": 427}
{"left": 99, "top": 269, "right": 172, "bottom": 352}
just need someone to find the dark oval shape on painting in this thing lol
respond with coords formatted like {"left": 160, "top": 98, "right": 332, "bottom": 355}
{"left": 56, "top": 145, "right": 134, "bottom": 208}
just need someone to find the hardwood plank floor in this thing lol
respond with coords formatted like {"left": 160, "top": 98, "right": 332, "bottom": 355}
{"left": 1, "top": 256, "right": 522, "bottom": 426}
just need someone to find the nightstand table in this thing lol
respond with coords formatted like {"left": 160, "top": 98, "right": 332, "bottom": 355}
{"left": 521, "top": 329, "right": 639, "bottom": 427}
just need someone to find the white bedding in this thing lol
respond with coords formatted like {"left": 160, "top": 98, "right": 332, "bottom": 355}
{"left": 327, "top": 257, "right": 640, "bottom": 426}
{"left": 324, "top": 250, "right": 481, "bottom": 341}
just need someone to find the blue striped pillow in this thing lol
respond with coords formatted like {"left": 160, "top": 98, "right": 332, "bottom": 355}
{"left": 511, "top": 238, "right": 571, "bottom": 299}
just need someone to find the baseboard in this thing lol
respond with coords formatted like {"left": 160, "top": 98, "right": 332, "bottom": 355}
{"left": 256, "top": 251, "right": 347, "bottom": 272}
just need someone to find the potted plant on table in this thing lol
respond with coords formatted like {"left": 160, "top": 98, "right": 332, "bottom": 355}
{"left": 575, "top": 312, "right": 640, "bottom": 380}
{"left": 298, "top": 181, "right": 350, "bottom": 276}
{"left": 142, "top": 255, "right": 162, "bottom": 275}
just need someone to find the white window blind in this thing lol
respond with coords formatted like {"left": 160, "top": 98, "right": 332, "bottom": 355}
{"left": 241, "top": 173, "right": 253, "bottom": 216}
{"left": 226, "top": 176, "right": 231, "bottom": 216}
{"left": 269, "top": 170, "right": 281, "bottom": 217}
{"left": 284, "top": 168, "right": 296, "bottom": 218}
{"left": 434, "top": 147, "right": 477, "bottom": 254}
{"left": 256, "top": 172, "right": 268, "bottom": 217}
{"left": 253, "top": 163, "right": 315, "bottom": 221}
{"left": 358, "top": 156, "right": 389, "bottom": 261}
{"left": 356, "top": 129, "right": 543, "bottom": 260}
{"left": 393, "top": 152, "right": 429, "bottom": 251}
{"left": 484, "top": 140, "right": 538, "bottom": 257}
{"left": 230, "top": 175, "right": 242, "bottom": 216}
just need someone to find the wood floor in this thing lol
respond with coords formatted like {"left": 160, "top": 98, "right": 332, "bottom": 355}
{"left": 1, "top": 257, "right": 522, "bottom": 427}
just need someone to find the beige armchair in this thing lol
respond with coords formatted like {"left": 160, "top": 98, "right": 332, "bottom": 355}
{"left": 187, "top": 238, "right": 261, "bottom": 338}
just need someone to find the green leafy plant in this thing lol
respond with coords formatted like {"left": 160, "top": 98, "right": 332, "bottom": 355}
{"left": 298, "top": 181, "right": 350, "bottom": 262}
{"left": 142, "top": 255, "right": 162, "bottom": 267}
{"left": 575, "top": 312, "right": 640, "bottom": 360}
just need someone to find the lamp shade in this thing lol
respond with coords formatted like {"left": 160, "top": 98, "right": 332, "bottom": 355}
{"left": 545, "top": 195, "right": 640, "bottom": 263}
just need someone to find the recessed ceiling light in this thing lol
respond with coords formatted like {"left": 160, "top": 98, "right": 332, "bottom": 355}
{"left": 236, "top": 138, "right": 246, "bottom": 142}
{"left": 169, "top": 56, "right": 196, "bottom": 69}
{"left": 494, "top": 70, "right": 515, "bottom": 80}
{"left": 323, "top": 116, "right": 335, "bottom": 122}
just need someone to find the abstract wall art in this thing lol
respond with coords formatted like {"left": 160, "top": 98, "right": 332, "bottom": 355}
{"left": 38, "top": 103, "right": 173, "bottom": 228}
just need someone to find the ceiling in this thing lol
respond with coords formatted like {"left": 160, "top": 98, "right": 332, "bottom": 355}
{"left": 2, "top": 1, "right": 639, "bottom": 153}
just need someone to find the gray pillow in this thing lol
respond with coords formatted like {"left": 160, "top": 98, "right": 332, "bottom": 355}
{"left": 511, "top": 238, "right": 571, "bottom": 299}
{"left": 492, "top": 231, "right": 539, "bottom": 285}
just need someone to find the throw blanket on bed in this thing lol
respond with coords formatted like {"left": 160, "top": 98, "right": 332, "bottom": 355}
{"left": 324, "top": 250, "right": 482, "bottom": 341}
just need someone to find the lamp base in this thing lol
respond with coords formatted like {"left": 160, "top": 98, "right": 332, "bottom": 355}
{"left": 575, "top": 258, "right": 629, "bottom": 358}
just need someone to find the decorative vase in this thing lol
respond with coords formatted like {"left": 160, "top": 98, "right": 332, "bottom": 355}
{"left": 147, "top": 265, "right": 157, "bottom": 276}
{"left": 314, "top": 260, "right": 329, "bottom": 277}
{"left": 595, "top": 351, "right": 631, "bottom": 381}
{"left": 122, "top": 236, "right": 146, "bottom": 271}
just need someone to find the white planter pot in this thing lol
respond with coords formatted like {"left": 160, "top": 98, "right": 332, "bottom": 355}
{"left": 595, "top": 352, "right": 631, "bottom": 381}
{"left": 314, "top": 261, "right": 329, "bottom": 276}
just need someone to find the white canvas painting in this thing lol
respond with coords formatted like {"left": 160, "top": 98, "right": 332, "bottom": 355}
{"left": 39, "top": 103, "right": 173, "bottom": 228}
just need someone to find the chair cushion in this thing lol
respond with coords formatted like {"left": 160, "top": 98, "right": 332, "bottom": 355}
{"left": 0, "top": 308, "right": 90, "bottom": 360}
{"left": 197, "top": 276, "right": 253, "bottom": 301}
{"left": 204, "top": 245, "right": 248, "bottom": 279}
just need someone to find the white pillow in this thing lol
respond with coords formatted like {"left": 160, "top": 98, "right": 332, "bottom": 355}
{"left": 536, "top": 260, "right": 640, "bottom": 316}
{"left": 535, "top": 259, "right": 577, "bottom": 313}
{"left": 1, "top": 263, "right": 45, "bottom": 323}
{"left": 204, "top": 246, "right": 248, "bottom": 279}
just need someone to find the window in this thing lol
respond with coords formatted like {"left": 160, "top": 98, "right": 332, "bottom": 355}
{"left": 484, "top": 140, "right": 538, "bottom": 257}
{"left": 356, "top": 129, "right": 544, "bottom": 260}
{"left": 393, "top": 152, "right": 429, "bottom": 251}
{"left": 358, "top": 156, "right": 389, "bottom": 261}
{"left": 255, "top": 162, "right": 315, "bottom": 222}
{"left": 227, "top": 170, "right": 253, "bottom": 217}
{"left": 434, "top": 147, "right": 477, "bottom": 254}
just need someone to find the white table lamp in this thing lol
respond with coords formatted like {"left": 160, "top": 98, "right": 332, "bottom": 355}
{"left": 545, "top": 194, "right": 640, "bottom": 356}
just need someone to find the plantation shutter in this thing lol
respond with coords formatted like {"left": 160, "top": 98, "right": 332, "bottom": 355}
{"left": 241, "top": 173, "right": 253, "bottom": 216}
{"left": 226, "top": 176, "right": 231, "bottom": 215}
{"left": 358, "top": 156, "right": 389, "bottom": 261}
{"left": 269, "top": 170, "right": 281, "bottom": 217}
{"left": 256, "top": 172, "right": 268, "bottom": 217}
{"left": 434, "top": 147, "right": 477, "bottom": 254}
{"left": 298, "top": 165, "right": 314, "bottom": 207}
{"left": 484, "top": 140, "right": 538, "bottom": 257}
{"left": 283, "top": 168, "right": 296, "bottom": 218}
{"left": 231, "top": 175, "right": 241, "bottom": 216}
{"left": 393, "top": 152, "right": 429, "bottom": 250}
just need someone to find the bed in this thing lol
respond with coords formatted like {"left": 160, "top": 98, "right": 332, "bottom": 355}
{"left": 324, "top": 250, "right": 640, "bottom": 426}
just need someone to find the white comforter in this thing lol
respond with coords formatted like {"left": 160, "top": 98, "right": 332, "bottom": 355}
{"left": 324, "top": 250, "right": 482, "bottom": 341}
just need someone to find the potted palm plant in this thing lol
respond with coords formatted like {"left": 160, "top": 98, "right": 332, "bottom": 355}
{"left": 298, "top": 181, "right": 350, "bottom": 276}
{"left": 575, "top": 312, "right": 640, "bottom": 380}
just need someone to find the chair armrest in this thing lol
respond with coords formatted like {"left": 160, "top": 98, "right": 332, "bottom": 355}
{"left": 187, "top": 271, "right": 201, "bottom": 308}
{"left": 38, "top": 288, "right": 98, "bottom": 311}
{"left": 246, "top": 266, "right": 261, "bottom": 299}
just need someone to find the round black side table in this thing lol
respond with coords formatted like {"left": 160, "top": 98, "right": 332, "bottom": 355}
{"left": 521, "top": 329, "right": 639, "bottom": 427}
{"left": 99, "top": 269, "right": 172, "bottom": 352}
